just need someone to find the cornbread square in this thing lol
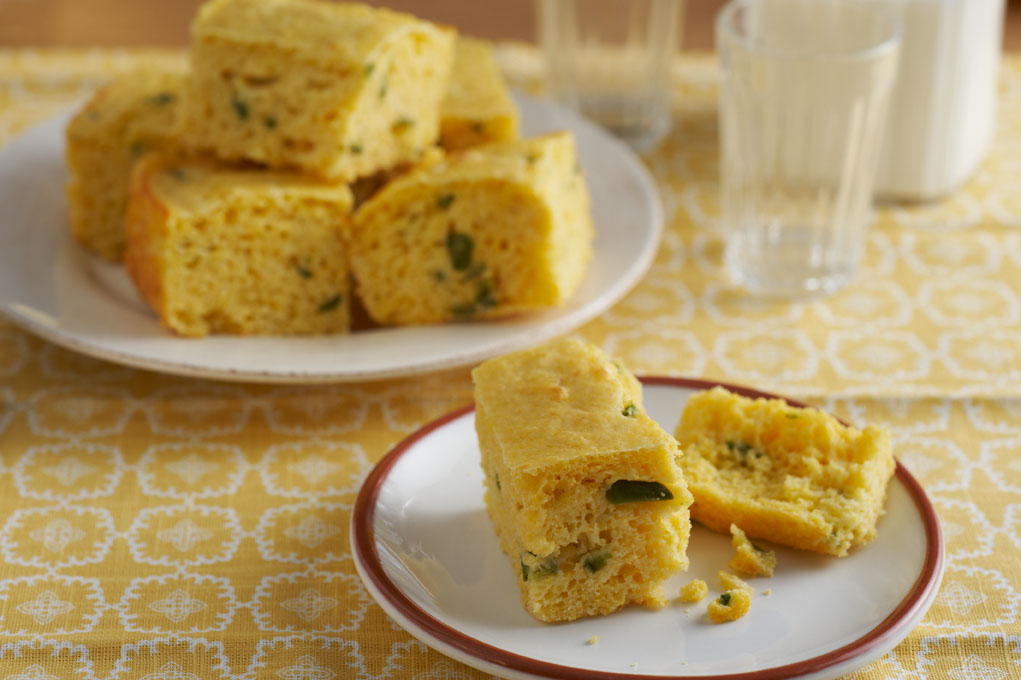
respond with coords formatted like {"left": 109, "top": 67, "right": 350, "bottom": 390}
{"left": 674, "top": 387, "right": 895, "bottom": 557}
{"left": 472, "top": 338, "right": 693, "bottom": 622}
{"left": 350, "top": 131, "right": 593, "bottom": 325}
{"left": 440, "top": 37, "right": 520, "bottom": 151}
{"left": 124, "top": 154, "right": 353, "bottom": 337}
{"left": 65, "top": 68, "right": 185, "bottom": 260}
{"left": 178, "top": 0, "right": 455, "bottom": 181}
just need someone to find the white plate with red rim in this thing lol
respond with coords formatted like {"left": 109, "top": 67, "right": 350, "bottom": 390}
{"left": 0, "top": 93, "right": 660, "bottom": 383}
{"left": 351, "top": 377, "right": 944, "bottom": 680}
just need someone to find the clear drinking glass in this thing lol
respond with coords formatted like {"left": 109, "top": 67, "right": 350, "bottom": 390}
{"left": 538, "top": 0, "right": 682, "bottom": 151}
{"left": 717, "top": 0, "right": 901, "bottom": 297}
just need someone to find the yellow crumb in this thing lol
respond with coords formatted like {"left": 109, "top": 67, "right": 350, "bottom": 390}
{"left": 719, "top": 570, "right": 753, "bottom": 593}
{"left": 586, "top": 635, "right": 598, "bottom": 645}
{"left": 729, "top": 523, "right": 777, "bottom": 577}
{"left": 763, "top": 589, "right": 772, "bottom": 596}
{"left": 708, "top": 571, "right": 753, "bottom": 624}
{"left": 679, "top": 579, "right": 708, "bottom": 603}
{"left": 708, "top": 588, "right": 752, "bottom": 623}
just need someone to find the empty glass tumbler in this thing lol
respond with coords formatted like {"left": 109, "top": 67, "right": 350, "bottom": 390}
{"left": 538, "top": 0, "right": 682, "bottom": 151}
{"left": 717, "top": 0, "right": 901, "bottom": 297}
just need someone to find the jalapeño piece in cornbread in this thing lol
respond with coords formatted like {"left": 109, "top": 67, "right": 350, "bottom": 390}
{"left": 440, "top": 37, "right": 520, "bottom": 151}
{"left": 178, "top": 0, "right": 455, "bottom": 181}
{"left": 674, "top": 387, "right": 895, "bottom": 557}
{"left": 124, "top": 154, "right": 353, "bottom": 337}
{"left": 350, "top": 131, "right": 593, "bottom": 325}
{"left": 65, "top": 67, "right": 185, "bottom": 260}
{"left": 472, "top": 338, "right": 693, "bottom": 622}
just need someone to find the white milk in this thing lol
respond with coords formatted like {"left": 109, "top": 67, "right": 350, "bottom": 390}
{"left": 875, "top": 0, "right": 1005, "bottom": 201}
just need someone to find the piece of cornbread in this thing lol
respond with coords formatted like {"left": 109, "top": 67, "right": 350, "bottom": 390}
{"left": 674, "top": 387, "right": 895, "bottom": 557}
{"left": 472, "top": 338, "right": 693, "bottom": 622}
{"left": 124, "top": 154, "right": 353, "bottom": 337}
{"left": 729, "top": 523, "right": 776, "bottom": 577}
{"left": 65, "top": 68, "right": 185, "bottom": 260}
{"left": 440, "top": 37, "right": 519, "bottom": 151}
{"left": 350, "top": 131, "right": 593, "bottom": 325}
{"left": 178, "top": 0, "right": 455, "bottom": 181}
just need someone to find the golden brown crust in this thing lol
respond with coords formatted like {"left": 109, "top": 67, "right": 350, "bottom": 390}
{"left": 124, "top": 155, "right": 171, "bottom": 326}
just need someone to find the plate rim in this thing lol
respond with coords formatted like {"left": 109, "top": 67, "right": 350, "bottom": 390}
{"left": 350, "top": 376, "right": 945, "bottom": 680}
{"left": 0, "top": 94, "right": 662, "bottom": 384}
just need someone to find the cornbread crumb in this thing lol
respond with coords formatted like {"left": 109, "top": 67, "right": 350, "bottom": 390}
{"left": 586, "top": 635, "right": 599, "bottom": 646}
{"left": 674, "top": 387, "right": 895, "bottom": 557}
{"left": 124, "top": 154, "right": 353, "bottom": 337}
{"left": 65, "top": 67, "right": 185, "bottom": 260}
{"left": 352, "top": 132, "right": 593, "bottom": 325}
{"left": 472, "top": 338, "right": 693, "bottom": 622}
{"left": 179, "top": 0, "right": 455, "bottom": 180}
{"left": 679, "top": 579, "right": 708, "bottom": 603}
{"left": 719, "top": 571, "right": 751, "bottom": 592}
{"left": 707, "top": 571, "right": 753, "bottom": 624}
{"left": 763, "top": 589, "right": 772, "bottom": 596}
{"left": 729, "top": 524, "right": 776, "bottom": 577}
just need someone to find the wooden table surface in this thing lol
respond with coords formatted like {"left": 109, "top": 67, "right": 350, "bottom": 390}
{"left": 2, "top": 0, "right": 1021, "bottom": 50}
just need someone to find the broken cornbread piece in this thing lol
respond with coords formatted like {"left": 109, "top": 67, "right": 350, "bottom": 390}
{"left": 350, "top": 131, "right": 593, "bottom": 325}
{"left": 440, "top": 37, "right": 520, "bottom": 151}
{"left": 472, "top": 338, "right": 693, "bottom": 622}
{"left": 178, "top": 0, "right": 455, "bottom": 180}
{"left": 729, "top": 524, "right": 776, "bottom": 577}
{"left": 65, "top": 67, "right": 185, "bottom": 260}
{"left": 679, "top": 579, "right": 708, "bottom": 603}
{"left": 124, "top": 154, "right": 353, "bottom": 337}
{"left": 708, "top": 571, "right": 753, "bottom": 624}
{"left": 674, "top": 387, "right": 895, "bottom": 557}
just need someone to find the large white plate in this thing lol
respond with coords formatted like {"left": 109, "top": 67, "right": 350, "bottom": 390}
{"left": 351, "top": 378, "right": 944, "bottom": 680}
{"left": 0, "top": 94, "right": 660, "bottom": 383}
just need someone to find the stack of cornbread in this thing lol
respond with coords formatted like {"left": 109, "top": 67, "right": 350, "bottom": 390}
{"left": 65, "top": 0, "right": 594, "bottom": 337}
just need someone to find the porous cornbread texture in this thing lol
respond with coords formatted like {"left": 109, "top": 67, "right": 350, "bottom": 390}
{"left": 178, "top": 0, "right": 455, "bottom": 181}
{"left": 124, "top": 154, "right": 353, "bottom": 337}
{"left": 472, "top": 338, "right": 693, "bottom": 622}
{"left": 65, "top": 68, "right": 185, "bottom": 260}
{"left": 674, "top": 387, "right": 895, "bottom": 557}
{"left": 440, "top": 37, "right": 519, "bottom": 151}
{"left": 350, "top": 131, "right": 593, "bottom": 325}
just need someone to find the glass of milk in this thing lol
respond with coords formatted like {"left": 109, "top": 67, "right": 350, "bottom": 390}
{"left": 717, "top": 0, "right": 901, "bottom": 298}
{"left": 538, "top": 0, "right": 682, "bottom": 152}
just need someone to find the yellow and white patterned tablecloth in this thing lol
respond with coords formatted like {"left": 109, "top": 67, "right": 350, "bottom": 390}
{"left": 0, "top": 48, "right": 1020, "bottom": 679}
